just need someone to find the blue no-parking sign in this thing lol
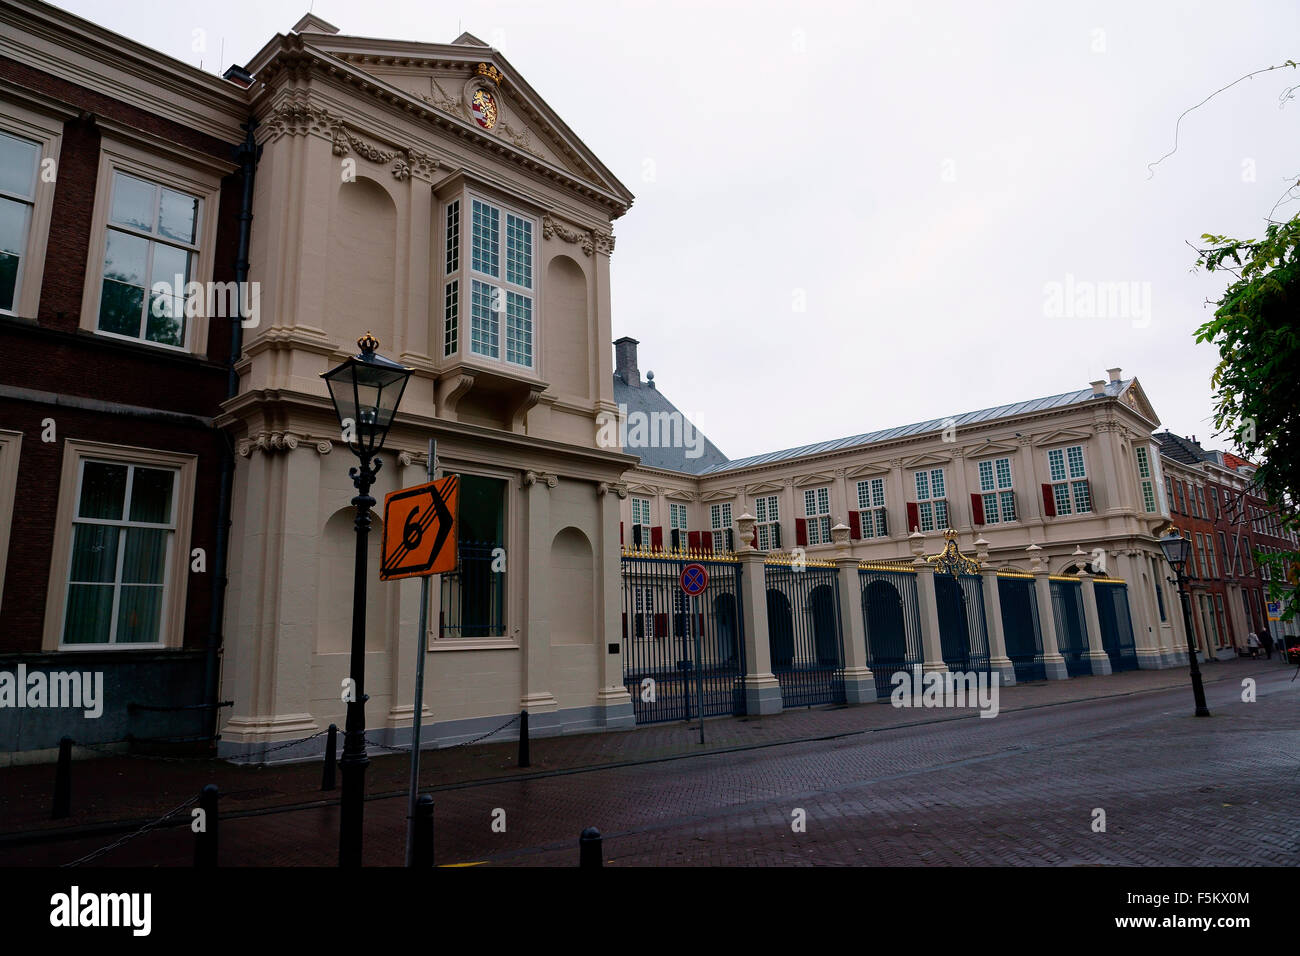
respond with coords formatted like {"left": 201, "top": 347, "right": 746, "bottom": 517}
{"left": 680, "top": 562, "right": 709, "bottom": 596}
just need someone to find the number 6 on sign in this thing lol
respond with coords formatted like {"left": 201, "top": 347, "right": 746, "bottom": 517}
{"left": 380, "top": 475, "right": 459, "bottom": 580}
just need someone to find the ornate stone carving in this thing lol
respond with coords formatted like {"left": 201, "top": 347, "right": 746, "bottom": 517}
{"left": 237, "top": 431, "right": 333, "bottom": 456}
{"left": 543, "top": 215, "right": 593, "bottom": 256}
{"left": 265, "top": 99, "right": 335, "bottom": 138}
{"left": 594, "top": 231, "right": 616, "bottom": 256}
{"left": 524, "top": 470, "right": 559, "bottom": 488}
{"left": 597, "top": 481, "right": 629, "bottom": 499}
{"left": 499, "top": 120, "right": 545, "bottom": 160}
{"left": 331, "top": 125, "right": 395, "bottom": 164}
{"left": 927, "top": 528, "right": 982, "bottom": 576}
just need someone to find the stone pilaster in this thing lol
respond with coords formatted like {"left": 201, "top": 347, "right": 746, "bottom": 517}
{"left": 830, "top": 522, "right": 874, "bottom": 702}
{"left": 1077, "top": 569, "right": 1113, "bottom": 676}
{"left": 1029, "top": 545, "right": 1070, "bottom": 679}
{"left": 736, "top": 548, "right": 782, "bottom": 714}
{"left": 975, "top": 538, "right": 1015, "bottom": 685}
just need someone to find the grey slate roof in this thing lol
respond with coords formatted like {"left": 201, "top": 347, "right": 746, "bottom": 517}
{"left": 1155, "top": 430, "right": 1210, "bottom": 465}
{"left": 694, "top": 379, "right": 1134, "bottom": 476}
{"left": 612, "top": 373, "right": 729, "bottom": 475}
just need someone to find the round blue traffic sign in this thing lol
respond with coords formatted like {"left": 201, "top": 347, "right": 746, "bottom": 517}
{"left": 680, "top": 562, "right": 709, "bottom": 596}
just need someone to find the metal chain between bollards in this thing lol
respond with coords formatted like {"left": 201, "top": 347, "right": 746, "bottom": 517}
{"left": 60, "top": 794, "right": 201, "bottom": 868}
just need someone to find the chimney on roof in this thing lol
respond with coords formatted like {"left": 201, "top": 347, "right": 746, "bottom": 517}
{"left": 1090, "top": 379, "right": 1106, "bottom": 397}
{"left": 222, "top": 64, "right": 255, "bottom": 88}
{"left": 614, "top": 336, "right": 640, "bottom": 387}
{"left": 1107, "top": 367, "right": 1122, "bottom": 383}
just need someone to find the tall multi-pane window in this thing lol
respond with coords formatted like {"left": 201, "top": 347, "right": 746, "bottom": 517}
{"left": 669, "top": 501, "right": 688, "bottom": 550}
{"left": 1174, "top": 480, "right": 1185, "bottom": 514}
{"left": 913, "top": 468, "right": 947, "bottom": 532}
{"left": 855, "top": 478, "right": 888, "bottom": 537}
{"left": 754, "top": 494, "right": 781, "bottom": 550}
{"left": 1218, "top": 531, "right": 1230, "bottom": 578}
{"left": 1047, "top": 445, "right": 1091, "bottom": 515}
{"left": 1164, "top": 477, "right": 1174, "bottom": 513}
{"left": 803, "top": 487, "right": 832, "bottom": 544}
{"left": 440, "top": 474, "right": 506, "bottom": 638}
{"left": 443, "top": 200, "right": 460, "bottom": 356}
{"left": 63, "top": 460, "right": 178, "bottom": 645}
{"left": 0, "top": 130, "right": 39, "bottom": 313}
{"left": 95, "top": 170, "right": 201, "bottom": 349}
{"left": 1134, "top": 446, "right": 1157, "bottom": 513}
{"left": 977, "top": 457, "right": 1016, "bottom": 524}
{"left": 630, "top": 496, "right": 651, "bottom": 548}
{"left": 1195, "top": 486, "right": 1206, "bottom": 519}
{"left": 1205, "top": 534, "right": 1218, "bottom": 577}
{"left": 710, "top": 502, "right": 733, "bottom": 552}
{"left": 1194, "top": 534, "right": 1207, "bottom": 579}
{"left": 467, "top": 197, "right": 534, "bottom": 368}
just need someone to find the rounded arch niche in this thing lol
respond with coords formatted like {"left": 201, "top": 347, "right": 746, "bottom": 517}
{"left": 544, "top": 255, "right": 589, "bottom": 397}
{"left": 327, "top": 176, "right": 396, "bottom": 349}
{"left": 550, "top": 526, "right": 594, "bottom": 645}
{"left": 317, "top": 507, "right": 387, "bottom": 654}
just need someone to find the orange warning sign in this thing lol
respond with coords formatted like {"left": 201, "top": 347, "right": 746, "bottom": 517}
{"left": 380, "top": 475, "right": 459, "bottom": 581}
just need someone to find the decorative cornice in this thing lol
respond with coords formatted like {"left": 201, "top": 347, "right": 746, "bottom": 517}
{"left": 543, "top": 214, "right": 594, "bottom": 256}
{"left": 236, "top": 431, "right": 336, "bottom": 457}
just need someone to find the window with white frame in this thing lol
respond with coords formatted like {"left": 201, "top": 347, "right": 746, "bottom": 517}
{"left": 1047, "top": 445, "right": 1091, "bottom": 515}
{"left": 62, "top": 459, "right": 178, "bottom": 645}
{"left": 0, "top": 129, "right": 40, "bottom": 313}
{"left": 1206, "top": 535, "right": 1218, "bottom": 577}
{"left": 855, "top": 478, "right": 888, "bottom": 537}
{"left": 630, "top": 496, "right": 651, "bottom": 548}
{"left": 913, "top": 468, "right": 947, "bottom": 533}
{"left": 669, "top": 501, "right": 688, "bottom": 551}
{"left": 1194, "top": 533, "right": 1207, "bottom": 579}
{"left": 94, "top": 169, "right": 202, "bottom": 349}
{"left": 1134, "top": 446, "right": 1157, "bottom": 513}
{"left": 977, "top": 457, "right": 1017, "bottom": 524}
{"left": 443, "top": 200, "right": 459, "bottom": 356}
{"left": 468, "top": 197, "right": 534, "bottom": 368}
{"left": 754, "top": 494, "right": 781, "bottom": 550}
{"left": 1195, "top": 485, "right": 1206, "bottom": 519}
{"left": 710, "top": 502, "right": 733, "bottom": 552}
{"left": 803, "top": 487, "right": 832, "bottom": 544}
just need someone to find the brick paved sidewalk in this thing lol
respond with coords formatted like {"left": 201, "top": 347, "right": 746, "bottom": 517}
{"left": 0, "top": 656, "right": 1285, "bottom": 842}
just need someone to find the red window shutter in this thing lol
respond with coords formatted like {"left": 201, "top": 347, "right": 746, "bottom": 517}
{"left": 620, "top": 521, "right": 624, "bottom": 545}
{"left": 906, "top": 502, "right": 920, "bottom": 532}
{"left": 687, "top": 530, "right": 701, "bottom": 551}
{"left": 653, "top": 612, "right": 667, "bottom": 637}
{"left": 651, "top": 526, "right": 664, "bottom": 551}
{"left": 1041, "top": 484, "right": 1056, "bottom": 517}
{"left": 970, "top": 493, "right": 985, "bottom": 525}
{"left": 849, "top": 510, "right": 862, "bottom": 539}
{"left": 795, "top": 518, "right": 808, "bottom": 546}
{"left": 701, "top": 533, "right": 714, "bottom": 554}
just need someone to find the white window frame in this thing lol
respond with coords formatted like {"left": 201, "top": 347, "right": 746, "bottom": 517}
{"left": 0, "top": 97, "right": 66, "bottom": 320}
{"left": 913, "top": 468, "right": 947, "bottom": 533}
{"left": 79, "top": 133, "right": 226, "bottom": 356}
{"left": 668, "top": 501, "right": 689, "bottom": 551}
{"left": 466, "top": 192, "right": 537, "bottom": 370}
{"left": 855, "top": 478, "right": 888, "bottom": 538}
{"left": 1047, "top": 445, "right": 1091, "bottom": 516}
{"left": 710, "top": 501, "right": 733, "bottom": 552}
{"left": 976, "top": 457, "right": 1016, "bottom": 525}
{"left": 753, "top": 494, "right": 780, "bottom": 550}
{"left": 630, "top": 495, "right": 652, "bottom": 547}
{"left": 42, "top": 439, "right": 197, "bottom": 651}
{"left": 803, "top": 486, "right": 832, "bottom": 545}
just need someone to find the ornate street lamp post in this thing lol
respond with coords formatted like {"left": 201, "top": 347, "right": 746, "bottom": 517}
{"left": 321, "top": 333, "right": 413, "bottom": 866}
{"left": 1157, "top": 529, "right": 1211, "bottom": 717}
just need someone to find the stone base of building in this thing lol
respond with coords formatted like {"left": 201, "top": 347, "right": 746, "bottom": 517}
{"left": 990, "top": 657, "right": 1017, "bottom": 686}
{"left": 1086, "top": 652, "right": 1113, "bottom": 676}
{"left": 1042, "top": 656, "right": 1070, "bottom": 680}
{"left": 843, "top": 668, "right": 877, "bottom": 704}
{"left": 744, "top": 675, "right": 783, "bottom": 715}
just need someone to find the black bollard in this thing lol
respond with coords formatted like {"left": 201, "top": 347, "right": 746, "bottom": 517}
{"left": 411, "top": 794, "right": 434, "bottom": 868}
{"left": 518, "top": 710, "right": 530, "bottom": 768}
{"left": 52, "top": 737, "right": 72, "bottom": 819}
{"left": 195, "top": 784, "right": 219, "bottom": 868}
{"left": 322, "top": 723, "right": 337, "bottom": 791}
{"left": 579, "top": 826, "right": 603, "bottom": 868}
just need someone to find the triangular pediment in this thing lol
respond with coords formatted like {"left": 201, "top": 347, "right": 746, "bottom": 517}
{"left": 1032, "top": 428, "right": 1094, "bottom": 447}
{"left": 961, "top": 440, "right": 1020, "bottom": 458}
{"left": 663, "top": 489, "right": 696, "bottom": 502}
{"left": 699, "top": 488, "right": 738, "bottom": 502}
{"left": 743, "top": 480, "right": 785, "bottom": 495}
{"left": 625, "top": 482, "right": 659, "bottom": 497}
{"left": 900, "top": 453, "right": 953, "bottom": 469}
{"left": 793, "top": 472, "right": 837, "bottom": 488}
{"left": 1119, "top": 378, "right": 1160, "bottom": 426}
{"left": 845, "top": 463, "right": 891, "bottom": 479}
{"left": 290, "top": 35, "right": 633, "bottom": 207}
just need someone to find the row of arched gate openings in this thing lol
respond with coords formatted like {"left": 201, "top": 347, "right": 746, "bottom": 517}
{"left": 620, "top": 553, "right": 1138, "bottom": 724}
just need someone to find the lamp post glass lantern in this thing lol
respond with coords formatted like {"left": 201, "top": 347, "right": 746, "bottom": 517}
{"left": 321, "top": 333, "right": 413, "bottom": 866}
{"left": 1158, "top": 529, "right": 1211, "bottom": 717}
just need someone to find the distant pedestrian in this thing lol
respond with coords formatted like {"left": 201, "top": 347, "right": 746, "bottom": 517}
{"left": 1245, "top": 631, "right": 1261, "bottom": 659}
{"left": 1259, "top": 629, "right": 1275, "bottom": 660}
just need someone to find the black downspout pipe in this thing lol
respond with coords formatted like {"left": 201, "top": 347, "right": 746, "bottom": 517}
{"left": 203, "top": 118, "right": 260, "bottom": 745}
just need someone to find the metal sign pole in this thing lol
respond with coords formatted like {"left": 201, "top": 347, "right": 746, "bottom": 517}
{"left": 404, "top": 438, "right": 436, "bottom": 867}
{"left": 693, "top": 592, "right": 705, "bottom": 745}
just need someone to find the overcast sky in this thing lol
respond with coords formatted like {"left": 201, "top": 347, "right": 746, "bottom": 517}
{"left": 55, "top": 0, "right": 1300, "bottom": 460}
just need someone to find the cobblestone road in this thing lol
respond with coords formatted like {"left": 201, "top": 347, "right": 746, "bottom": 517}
{"left": 11, "top": 661, "right": 1296, "bottom": 866}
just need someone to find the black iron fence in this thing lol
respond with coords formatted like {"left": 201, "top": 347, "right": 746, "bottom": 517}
{"left": 934, "top": 572, "right": 992, "bottom": 674}
{"left": 621, "top": 548, "right": 746, "bottom": 724}
{"left": 439, "top": 541, "right": 504, "bottom": 638}
{"left": 1050, "top": 577, "right": 1090, "bottom": 676}
{"left": 859, "top": 564, "right": 925, "bottom": 698}
{"left": 1095, "top": 580, "right": 1139, "bottom": 671}
{"left": 997, "top": 573, "right": 1045, "bottom": 682}
{"left": 764, "top": 558, "right": 845, "bottom": 707}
